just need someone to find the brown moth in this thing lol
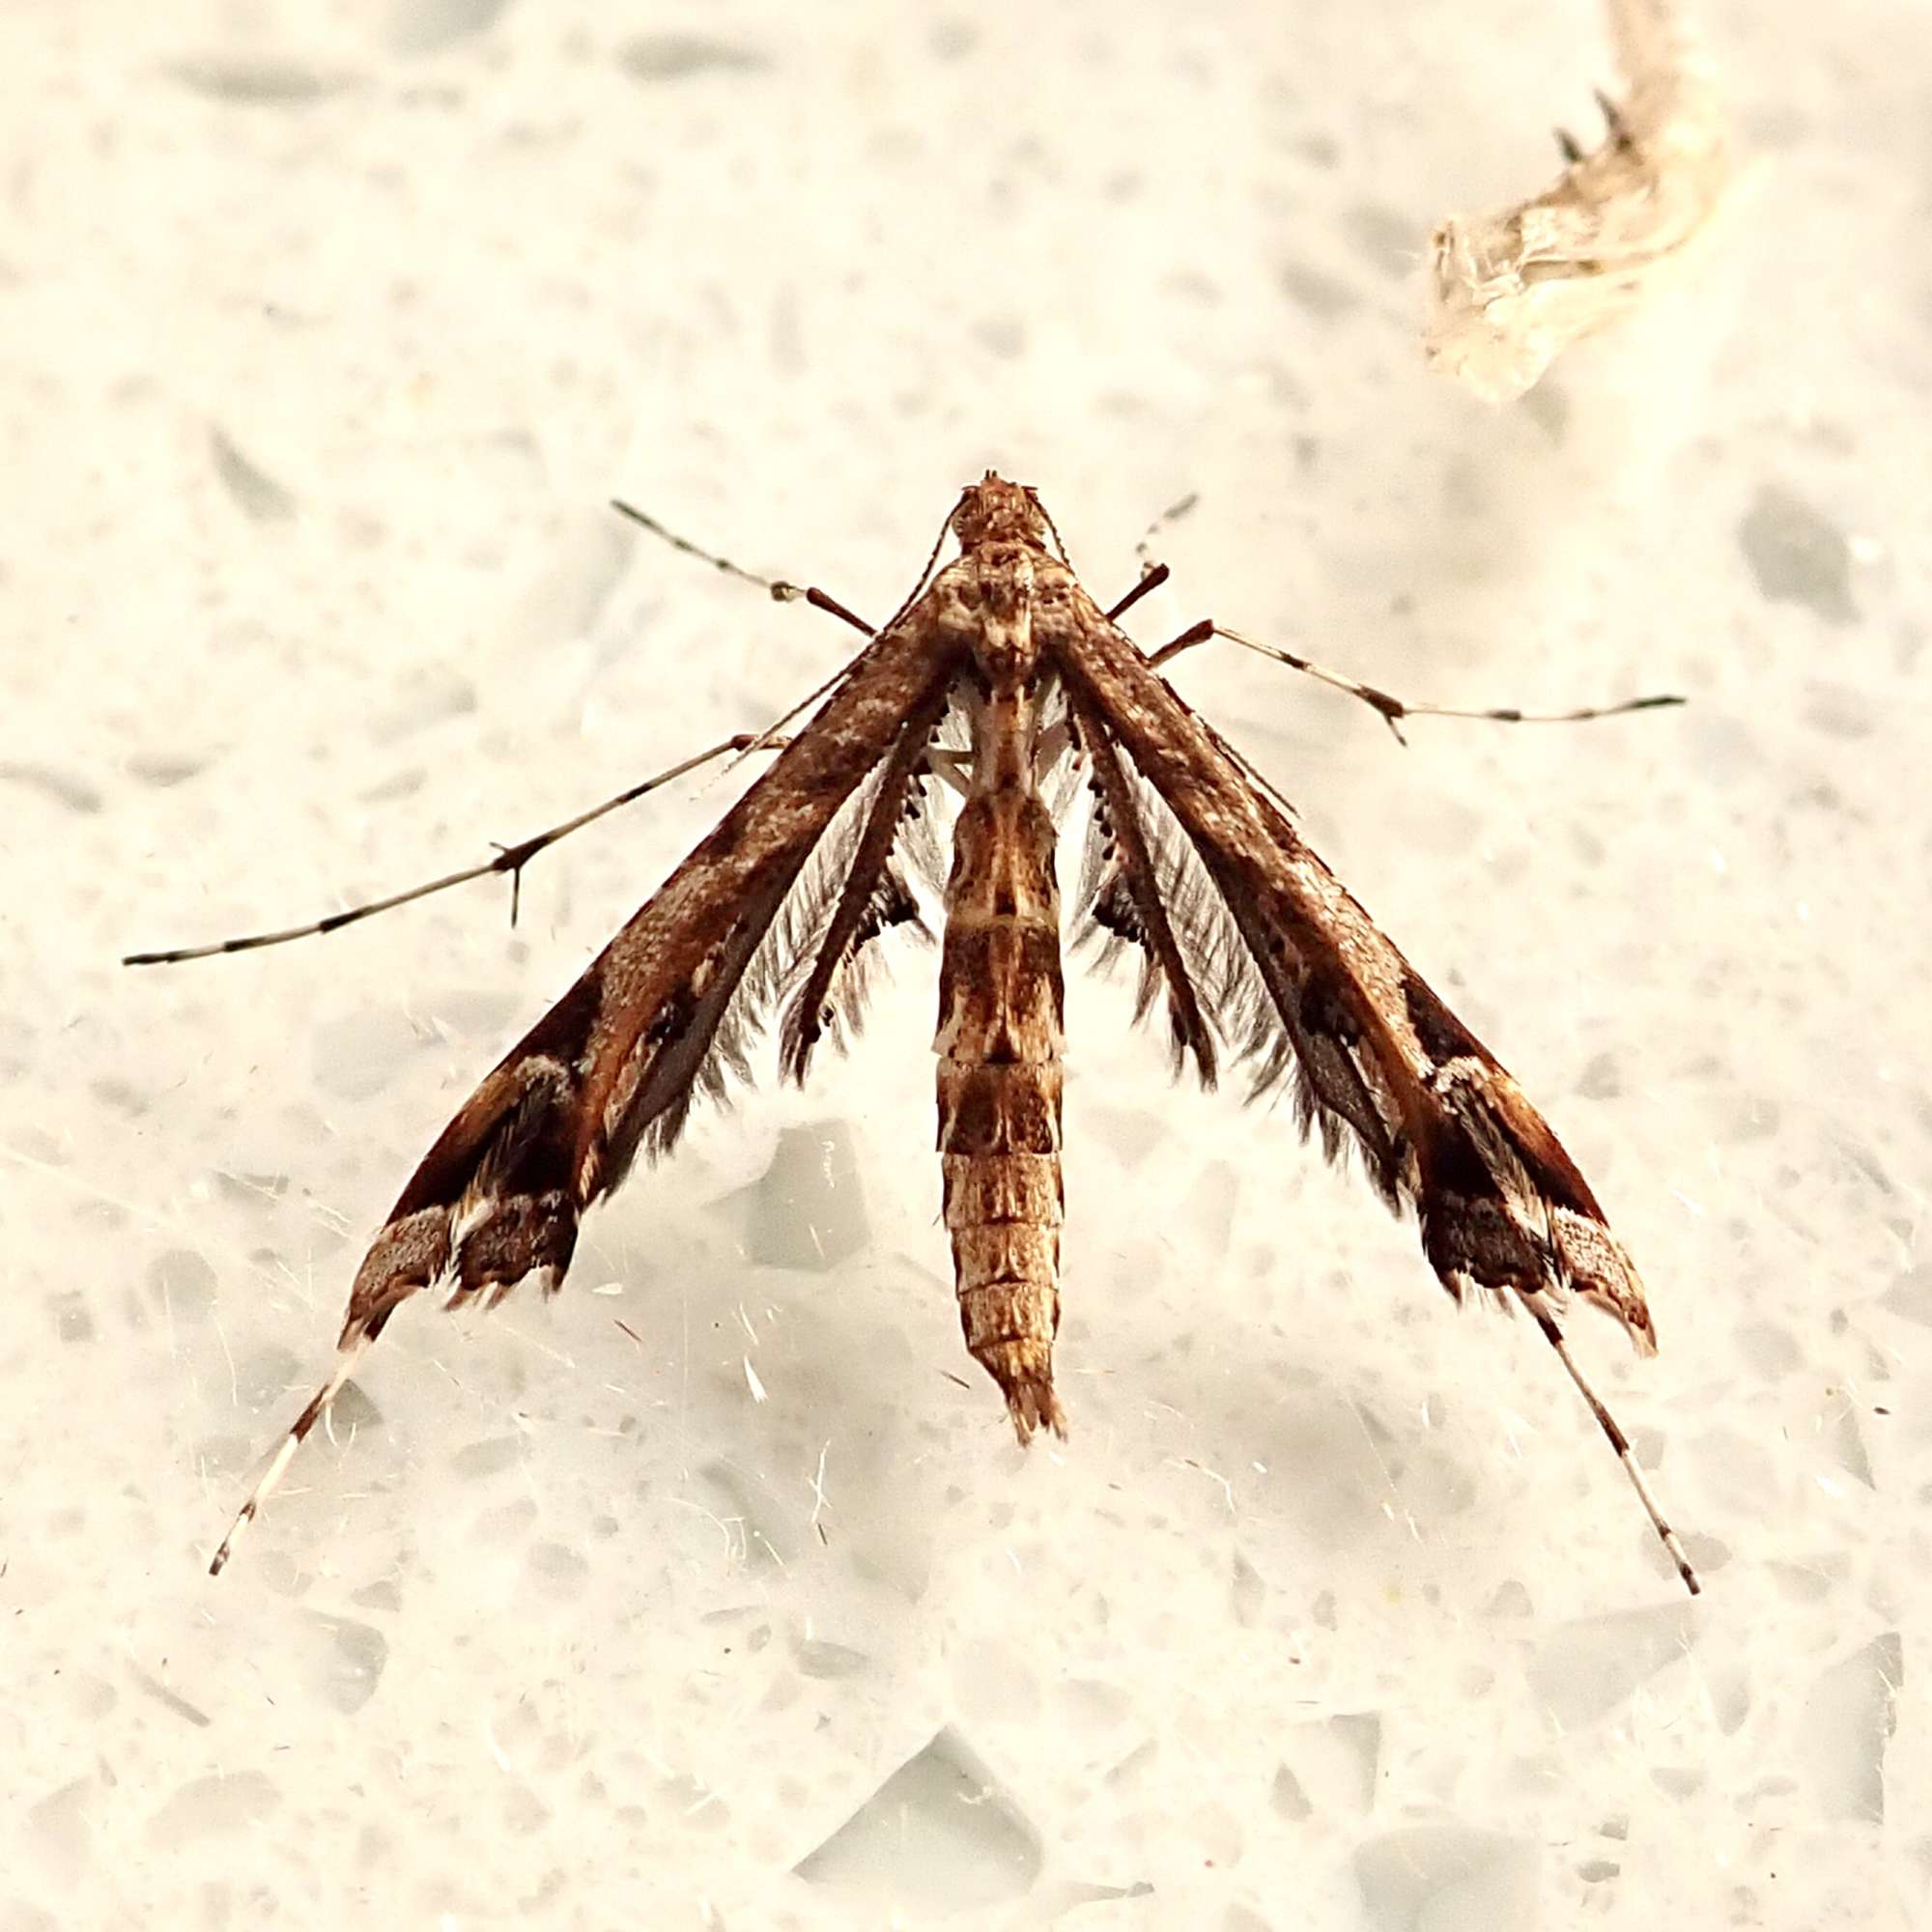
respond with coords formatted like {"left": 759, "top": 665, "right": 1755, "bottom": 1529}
{"left": 135, "top": 474, "right": 1698, "bottom": 1593}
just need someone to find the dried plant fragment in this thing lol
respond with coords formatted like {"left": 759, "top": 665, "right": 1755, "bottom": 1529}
{"left": 1426, "top": 0, "right": 1737, "bottom": 401}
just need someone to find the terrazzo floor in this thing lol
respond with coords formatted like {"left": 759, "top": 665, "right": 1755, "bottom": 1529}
{"left": 4, "top": 2, "right": 1926, "bottom": 1927}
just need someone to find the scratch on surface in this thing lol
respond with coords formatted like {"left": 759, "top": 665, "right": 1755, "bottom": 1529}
{"left": 1174, "top": 1457, "right": 1238, "bottom": 1515}
{"left": 808, "top": 1441, "right": 832, "bottom": 1538}
{"left": 128, "top": 1662, "right": 213, "bottom": 1729}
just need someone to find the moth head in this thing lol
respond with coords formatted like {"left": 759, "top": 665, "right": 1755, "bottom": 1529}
{"left": 952, "top": 472, "right": 1050, "bottom": 551}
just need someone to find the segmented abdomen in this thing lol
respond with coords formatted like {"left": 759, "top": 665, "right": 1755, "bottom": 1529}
{"left": 934, "top": 758, "right": 1067, "bottom": 1440}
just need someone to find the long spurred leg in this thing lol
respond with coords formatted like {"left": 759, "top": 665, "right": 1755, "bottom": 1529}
{"left": 124, "top": 732, "right": 792, "bottom": 966}
{"left": 1535, "top": 1312, "right": 1701, "bottom": 1595}
{"left": 1097, "top": 486, "right": 1201, "bottom": 625}
{"left": 136, "top": 488, "right": 899, "bottom": 971}
{"left": 1146, "top": 620, "right": 1683, "bottom": 745}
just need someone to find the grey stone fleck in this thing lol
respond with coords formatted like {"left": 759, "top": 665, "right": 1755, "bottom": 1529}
{"left": 972, "top": 315, "right": 1026, "bottom": 359}
{"left": 618, "top": 35, "right": 769, "bottom": 82}
{"left": 1798, "top": 1633, "right": 1902, "bottom": 1822}
{"left": 795, "top": 1727, "right": 1042, "bottom": 1912}
{"left": 1354, "top": 1827, "right": 1538, "bottom": 1931}
{"left": 309, "top": 1614, "right": 389, "bottom": 1714}
{"left": 1576, "top": 1052, "right": 1622, "bottom": 1100}
{"left": 1881, "top": 1261, "right": 1932, "bottom": 1326}
{"left": 313, "top": 1005, "right": 436, "bottom": 1100}
{"left": 125, "top": 753, "right": 207, "bottom": 787}
{"left": 149, "top": 1248, "right": 218, "bottom": 1318}
{"left": 526, "top": 1542, "right": 590, "bottom": 1592}
{"left": 145, "top": 1771, "right": 280, "bottom": 1842}
{"left": 1231, "top": 1548, "right": 1265, "bottom": 1627}
{"left": 209, "top": 427, "right": 297, "bottom": 523}
{"left": 128, "top": 1664, "right": 212, "bottom": 1728}
{"left": 370, "top": 667, "right": 477, "bottom": 743}
{"left": 1271, "top": 1763, "right": 1312, "bottom": 1820}
{"left": 1530, "top": 1604, "right": 1698, "bottom": 1727}
{"left": 1802, "top": 681, "right": 1875, "bottom": 739}
{"left": 1279, "top": 259, "right": 1360, "bottom": 320}
{"left": 794, "top": 1637, "right": 869, "bottom": 1679}
{"left": 1733, "top": 1321, "right": 1800, "bottom": 1378}
{"left": 733, "top": 1121, "right": 869, "bottom": 1270}
{"left": 1342, "top": 201, "right": 1417, "bottom": 279}
{"left": 164, "top": 59, "right": 357, "bottom": 104}
{"left": 450, "top": 1435, "right": 526, "bottom": 1480}
{"left": 54, "top": 1292, "right": 94, "bottom": 1343}
{"left": 390, "top": 0, "right": 514, "bottom": 57}
{"left": 0, "top": 764, "right": 102, "bottom": 812}
{"left": 1520, "top": 379, "right": 1571, "bottom": 441}
{"left": 1738, "top": 483, "right": 1858, "bottom": 623}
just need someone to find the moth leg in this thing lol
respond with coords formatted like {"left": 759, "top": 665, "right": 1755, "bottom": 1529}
{"left": 1104, "top": 563, "right": 1166, "bottom": 624}
{"left": 925, "top": 747, "right": 972, "bottom": 799}
{"left": 207, "top": 1321, "right": 378, "bottom": 1576}
{"left": 1535, "top": 1311, "right": 1701, "bottom": 1596}
{"left": 125, "top": 732, "right": 790, "bottom": 966}
{"left": 1146, "top": 618, "right": 1217, "bottom": 668}
{"left": 1158, "top": 622, "right": 1683, "bottom": 747}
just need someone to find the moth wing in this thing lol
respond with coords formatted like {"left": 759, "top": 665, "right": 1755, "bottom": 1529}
{"left": 342, "top": 611, "right": 968, "bottom": 1344}
{"left": 1045, "top": 587, "right": 1653, "bottom": 1348}
{"left": 212, "top": 603, "right": 968, "bottom": 1573}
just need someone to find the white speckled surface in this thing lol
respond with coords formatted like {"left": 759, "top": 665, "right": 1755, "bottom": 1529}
{"left": 5, "top": 3, "right": 1925, "bottom": 1927}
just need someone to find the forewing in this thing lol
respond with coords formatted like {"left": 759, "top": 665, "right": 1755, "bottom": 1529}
{"left": 340, "top": 610, "right": 969, "bottom": 1345}
{"left": 1045, "top": 587, "right": 1654, "bottom": 1349}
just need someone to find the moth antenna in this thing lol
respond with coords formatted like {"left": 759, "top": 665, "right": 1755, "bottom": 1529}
{"left": 875, "top": 507, "right": 958, "bottom": 636}
{"left": 208, "top": 1323, "right": 376, "bottom": 1576}
{"left": 1036, "top": 499, "right": 1074, "bottom": 571}
{"left": 1536, "top": 1313, "right": 1700, "bottom": 1596}
{"left": 1132, "top": 490, "right": 1199, "bottom": 571}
